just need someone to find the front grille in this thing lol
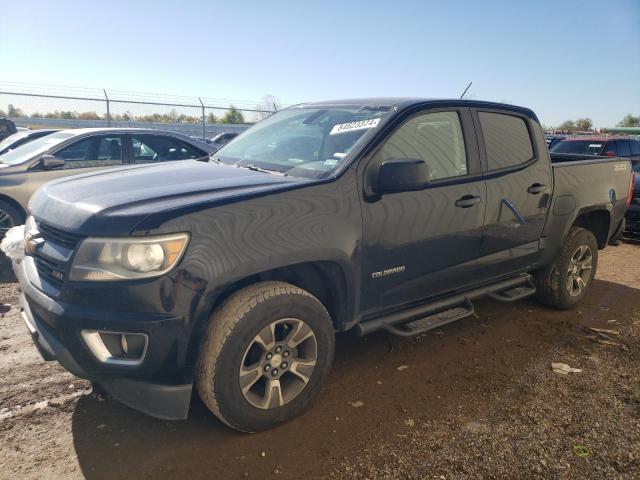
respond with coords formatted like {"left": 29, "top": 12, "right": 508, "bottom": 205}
{"left": 37, "top": 222, "right": 83, "bottom": 249}
{"left": 35, "top": 256, "right": 65, "bottom": 289}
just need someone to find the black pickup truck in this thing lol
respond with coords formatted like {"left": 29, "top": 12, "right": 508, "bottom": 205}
{"left": 14, "top": 99, "right": 633, "bottom": 432}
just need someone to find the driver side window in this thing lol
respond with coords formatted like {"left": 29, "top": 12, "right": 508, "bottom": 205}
{"left": 54, "top": 136, "right": 123, "bottom": 169}
{"left": 378, "top": 111, "right": 468, "bottom": 180}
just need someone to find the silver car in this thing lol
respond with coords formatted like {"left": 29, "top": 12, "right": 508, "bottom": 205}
{"left": 0, "top": 128, "right": 214, "bottom": 234}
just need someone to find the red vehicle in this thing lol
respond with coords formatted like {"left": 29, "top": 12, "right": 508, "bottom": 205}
{"left": 550, "top": 136, "right": 640, "bottom": 161}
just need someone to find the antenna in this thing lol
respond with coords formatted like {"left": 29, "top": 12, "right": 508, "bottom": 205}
{"left": 460, "top": 81, "right": 473, "bottom": 99}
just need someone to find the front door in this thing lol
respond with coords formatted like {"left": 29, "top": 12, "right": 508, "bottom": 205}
{"left": 473, "top": 109, "right": 553, "bottom": 279}
{"left": 361, "top": 108, "right": 486, "bottom": 313}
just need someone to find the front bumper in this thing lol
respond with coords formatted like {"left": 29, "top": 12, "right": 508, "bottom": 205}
{"left": 16, "top": 258, "right": 195, "bottom": 420}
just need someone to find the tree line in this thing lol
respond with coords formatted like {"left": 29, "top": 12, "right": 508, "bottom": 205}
{"left": 0, "top": 104, "right": 247, "bottom": 124}
{"left": 552, "top": 113, "right": 639, "bottom": 132}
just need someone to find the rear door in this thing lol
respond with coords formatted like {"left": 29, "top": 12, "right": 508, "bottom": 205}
{"left": 27, "top": 134, "right": 125, "bottom": 197}
{"left": 473, "top": 110, "right": 552, "bottom": 279}
{"left": 361, "top": 108, "right": 486, "bottom": 312}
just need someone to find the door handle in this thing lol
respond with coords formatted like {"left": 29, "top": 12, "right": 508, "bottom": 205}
{"left": 455, "top": 195, "right": 481, "bottom": 208}
{"left": 527, "top": 183, "right": 546, "bottom": 194}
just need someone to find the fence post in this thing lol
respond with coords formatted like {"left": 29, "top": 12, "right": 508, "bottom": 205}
{"left": 198, "top": 97, "right": 205, "bottom": 140}
{"left": 103, "top": 89, "right": 111, "bottom": 127}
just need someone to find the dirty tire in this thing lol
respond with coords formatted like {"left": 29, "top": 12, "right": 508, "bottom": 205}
{"left": 196, "top": 281, "right": 335, "bottom": 432}
{"left": 534, "top": 227, "right": 598, "bottom": 309}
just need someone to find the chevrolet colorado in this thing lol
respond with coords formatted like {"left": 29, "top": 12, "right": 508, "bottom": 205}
{"left": 13, "top": 99, "right": 633, "bottom": 431}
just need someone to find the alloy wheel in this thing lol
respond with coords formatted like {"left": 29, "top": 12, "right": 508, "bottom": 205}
{"left": 566, "top": 245, "right": 593, "bottom": 297}
{"left": 0, "top": 208, "right": 16, "bottom": 236}
{"left": 239, "top": 318, "right": 317, "bottom": 409}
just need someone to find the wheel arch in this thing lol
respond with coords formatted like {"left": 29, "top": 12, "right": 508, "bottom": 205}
{"left": 0, "top": 193, "right": 27, "bottom": 224}
{"left": 571, "top": 207, "right": 611, "bottom": 249}
{"left": 185, "top": 260, "right": 352, "bottom": 369}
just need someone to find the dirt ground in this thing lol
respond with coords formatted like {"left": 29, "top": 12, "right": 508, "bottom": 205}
{"left": 0, "top": 245, "right": 639, "bottom": 480}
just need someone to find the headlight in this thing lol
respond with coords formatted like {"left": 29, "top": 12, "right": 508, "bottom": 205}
{"left": 69, "top": 233, "right": 189, "bottom": 281}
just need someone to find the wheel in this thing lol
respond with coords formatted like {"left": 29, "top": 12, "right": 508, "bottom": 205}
{"left": 0, "top": 200, "right": 24, "bottom": 237}
{"left": 196, "top": 281, "right": 335, "bottom": 432}
{"left": 534, "top": 227, "right": 598, "bottom": 309}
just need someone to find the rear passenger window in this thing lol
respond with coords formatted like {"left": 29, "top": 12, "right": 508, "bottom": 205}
{"left": 131, "top": 135, "right": 203, "bottom": 164}
{"left": 602, "top": 142, "right": 617, "bottom": 156}
{"left": 617, "top": 141, "right": 631, "bottom": 157}
{"left": 377, "top": 111, "right": 468, "bottom": 180}
{"left": 478, "top": 112, "right": 534, "bottom": 170}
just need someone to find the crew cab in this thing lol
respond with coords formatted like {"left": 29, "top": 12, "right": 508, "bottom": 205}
{"left": 13, "top": 99, "right": 632, "bottom": 432}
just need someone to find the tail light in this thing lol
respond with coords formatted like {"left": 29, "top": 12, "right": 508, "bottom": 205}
{"left": 626, "top": 172, "right": 635, "bottom": 207}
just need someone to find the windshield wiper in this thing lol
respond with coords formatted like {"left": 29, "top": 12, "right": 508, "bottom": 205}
{"left": 242, "top": 164, "right": 288, "bottom": 176}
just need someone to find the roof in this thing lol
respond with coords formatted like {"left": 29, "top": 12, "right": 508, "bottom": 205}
{"left": 292, "top": 98, "right": 538, "bottom": 119}
{"left": 53, "top": 127, "right": 210, "bottom": 143}
{"left": 561, "top": 137, "right": 610, "bottom": 142}
{"left": 562, "top": 136, "right": 639, "bottom": 142}
{"left": 62, "top": 127, "right": 169, "bottom": 135}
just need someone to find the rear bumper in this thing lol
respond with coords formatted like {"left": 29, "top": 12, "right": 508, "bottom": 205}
{"left": 16, "top": 259, "right": 194, "bottom": 420}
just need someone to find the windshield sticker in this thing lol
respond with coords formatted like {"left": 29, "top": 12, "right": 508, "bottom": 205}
{"left": 324, "top": 159, "right": 339, "bottom": 166}
{"left": 330, "top": 118, "right": 380, "bottom": 135}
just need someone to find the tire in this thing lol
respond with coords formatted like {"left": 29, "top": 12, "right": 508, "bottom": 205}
{"left": 196, "top": 281, "right": 335, "bottom": 432}
{"left": 534, "top": 227, "right": 598, "bottom": 309}
{"left": 0, "top": 199, "right": 25, "bottom": 237}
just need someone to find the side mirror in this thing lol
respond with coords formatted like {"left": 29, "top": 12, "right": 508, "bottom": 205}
{"left": 41, "top": 155, "right": 66, "bottom": 170}
{"left": 373, "top": 158, "right": 431, "bottom": 194}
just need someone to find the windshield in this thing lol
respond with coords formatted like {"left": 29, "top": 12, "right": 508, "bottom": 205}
{"left": 0, "top": 131, "right": 75, "bottom": 165}
{"left": 214, "top": 106, "right": 390, "bottom": 179}
{"left": 550, "top": 140, "right": 604, "bottom": 155}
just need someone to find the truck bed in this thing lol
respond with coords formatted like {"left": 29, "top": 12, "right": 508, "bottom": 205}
{"left": 538, "top": 154, "right": 631, "bottom": 266}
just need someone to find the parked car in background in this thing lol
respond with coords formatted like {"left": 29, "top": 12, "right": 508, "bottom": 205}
{"left": 550, "top": 136, "right": 640, "bottom": 160}
{"left": 209, "top": 132, "right": 239, "bottom": 151}
{"left": 624, "top": 161, "right": 640, "bottom": 236}
{"left": 14, "top": 98, "right": 632, "bottom": 431}
{"left": 0, "top": 128, "right": 215, "bottom": 234}
{"left": 0, "top": 129, "right": 60, "bottom": 156}
{"left": 544, "top": 134, "right": 565, "bottom": 149}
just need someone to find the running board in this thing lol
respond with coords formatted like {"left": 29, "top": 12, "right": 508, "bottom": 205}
{"left": 356, "top": 274, "right": 535, "bottom": 337}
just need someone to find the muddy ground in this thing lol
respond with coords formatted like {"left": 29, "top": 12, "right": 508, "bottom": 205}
{"left": 0, "top": 245, "right": 638, "bottom": 479}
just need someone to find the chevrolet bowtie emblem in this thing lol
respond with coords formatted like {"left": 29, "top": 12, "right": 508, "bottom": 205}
{"left": 24, "top": 229, "right": 44, "bottom": 255}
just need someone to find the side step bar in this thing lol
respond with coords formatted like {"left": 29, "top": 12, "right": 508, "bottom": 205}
{"left": 356, "top": 274, "right": 536, "bottom": 337}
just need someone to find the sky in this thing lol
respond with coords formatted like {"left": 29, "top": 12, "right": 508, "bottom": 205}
{"left": 1, "top": 0, "right": 639, "bottom": 128}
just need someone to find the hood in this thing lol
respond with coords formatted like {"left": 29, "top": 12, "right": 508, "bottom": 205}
{"left": 29, "top": 160, "right": 305, "bottom": 235}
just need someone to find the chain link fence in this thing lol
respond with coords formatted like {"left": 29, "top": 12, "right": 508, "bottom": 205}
{"left": 0, "top": 82, "right": 280, "bottom": 139}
